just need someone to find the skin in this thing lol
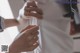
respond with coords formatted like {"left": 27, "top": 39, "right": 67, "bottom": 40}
{"left": 24, "top": 1, "right": 43, "bottom": 19}
{"left": 9, "top": 25, "right": 39, "bottom": 53}
{"left": 7, "top": 0, "right": 43, "bottom": 53}
{"left": 4, "top": 19, "right": 19, "bottom": 28}
{"left": 4, "top": 1, "right": 43, "bottom": 29}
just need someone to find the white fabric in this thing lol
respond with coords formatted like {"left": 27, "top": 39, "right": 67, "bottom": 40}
{"left": 18, "top": 0, "right": 73, "bottom": 53}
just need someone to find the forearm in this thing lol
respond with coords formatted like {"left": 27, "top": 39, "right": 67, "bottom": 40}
{"left": 9, "top": 39, "right": 24, "bottom": 53}
{"left": 8, "top": 38, "right": 20, "bottom": 53}
{"left": 4, "top": 19, "right": 19, "bottom": 28}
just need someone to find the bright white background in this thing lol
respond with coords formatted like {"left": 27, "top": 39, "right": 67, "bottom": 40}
{"left": 0, "top": 0, "right": 19, "bottom": 52}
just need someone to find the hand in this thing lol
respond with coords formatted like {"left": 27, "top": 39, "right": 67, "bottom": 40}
{"left": 24, "top": 1, "right": 43, "bottom": 19}
{"left": 9, "top": 25, "right": 39, "bottom": 53}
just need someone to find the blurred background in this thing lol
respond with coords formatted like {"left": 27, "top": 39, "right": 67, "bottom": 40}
{"left": 0, "top": 0, "right": 80, "bottom": 53}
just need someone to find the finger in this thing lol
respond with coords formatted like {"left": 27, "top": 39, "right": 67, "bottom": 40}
{"left": 20, "top": 25, "right": 36, "bottom": 33}
{"left": 24, "top": 12, "right": 43, "bottom": 19}
{"left": 22, "top": 42, "right": 39, "bottom": 52}
{"left": 22, "top": 25, "right": 39, "bottom": 33}
{"left": 28, "top": 26, "right": 39, "bottom": 34}
{"left": 31, "top": 31, "right": 39, "bottom": 36}
{"left": 27, "top": 1, "right": 37, "bottom": 8}
{"left": 28, "top": 42, "right": 39, "bottom": 51}
{"left": 29, "top": 35, "right": 38, "bottom": 45}
{"left": 26, "top": 31, "right": 39, "bottom": 41}
{"left": 20, "top": 26, "right": 39, "bottom": 39}
{"left": 24, "top": 7, "right": 43, "bottom": 15}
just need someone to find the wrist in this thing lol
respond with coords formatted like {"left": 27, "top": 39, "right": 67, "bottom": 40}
{"left": 9, "top": 47, "right": 19, "bottom": 53}
{"left": 4, "top": 19, "right": 19, "bottom": 28}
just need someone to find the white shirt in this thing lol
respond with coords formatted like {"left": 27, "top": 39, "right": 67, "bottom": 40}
{"left": 18, "top": 0, "right": 73, "bottom": 53}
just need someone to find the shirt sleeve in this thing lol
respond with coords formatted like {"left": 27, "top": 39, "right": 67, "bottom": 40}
{"left": 0, "top": 16, "right": 4, "bottom": 32}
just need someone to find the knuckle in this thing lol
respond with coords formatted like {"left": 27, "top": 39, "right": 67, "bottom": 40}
{"left": 37, "top": 31, "right": 39, "bottom": 34}
{"left": 29, "top": 47, "right": 35, "bottom": 51}
{"left": 28, "top": 49, "right": 33, "bottom": 51}
{"left": 36, "top": 37, "right": 38, "bottom": 41}
{"left": 30, "top": 49, "right": 34, "bottom": 51}
{"left": 24, "top": 12, "right": 27, "bottom": 16}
